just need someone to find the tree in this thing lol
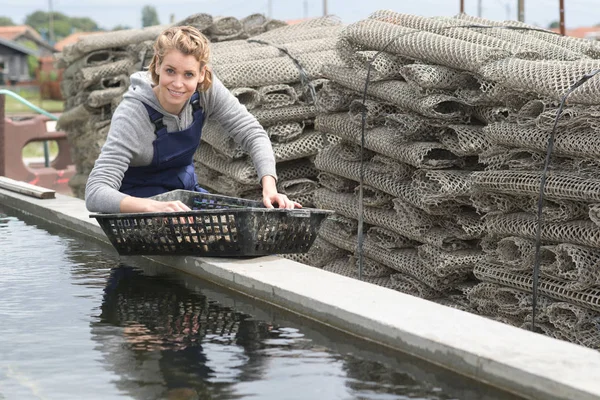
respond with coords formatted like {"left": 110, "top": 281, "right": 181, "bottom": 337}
{"left": 142, "top": 5, "right": 160, "bottom": 27}
{"left": 548, "top": 20, "right": 560, "bottom": 29}
{"left": 112, "top": 24, "right": 133, "bottom": 31}
{"left": 23, "top": 11, "right": 102, "bottom": 41}
{"left": 0, "top": 16, "right": 15, "bottom": 26}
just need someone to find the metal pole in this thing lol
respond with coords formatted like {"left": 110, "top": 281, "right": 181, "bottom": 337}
{"left": 460, "top": 0, "right": 465, "bottom": 13}
{"left": 559, "top": 0, "right": 566, "bottom": 36}
{"left": 323, "top": 0, "right": 328, "bottom": 16}
{"left": 478, "top": 0, "right": 482, "bottom": 17}
{"left": 48, "top": 0, "right": 55, "bottom": 43}
{"left": 518, "top": 0, "right": 525, "bottom": 22}
{"left": 0, "top": 95, "right": 5, "bottom": 177}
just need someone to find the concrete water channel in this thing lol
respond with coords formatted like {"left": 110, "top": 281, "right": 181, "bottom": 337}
{"left": 1, "top": 187, "right": 600, "bottom": 400}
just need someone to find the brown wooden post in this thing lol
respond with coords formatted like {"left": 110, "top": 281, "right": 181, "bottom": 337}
{"left": 0, "top": 95, "right": 5, "bottom": 177}
{"left": 559, "top": 0, "right": 566, "bottom": 36}
{"left": 460, "top": 0, "right": 465, "bottom": 13}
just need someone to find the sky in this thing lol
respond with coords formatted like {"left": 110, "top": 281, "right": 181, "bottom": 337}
{"left": 2, "top": 0, "right": 600, "bottom": 32}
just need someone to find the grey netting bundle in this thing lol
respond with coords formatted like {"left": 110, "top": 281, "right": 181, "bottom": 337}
{"left": 477, "top": 146, "right": 555, "bottom": 171}
{"left": 338, "top": 18, "right": 510, "bottom": 74}
{"left": 207, "top": 16, "right": 246, "bottom": 41}
{"left": 57, "top": 25, "right": 167, "bottom": 66}
{"left": 516, "top": 197, "right": 588, "bottom": 223}
{"left": 277, "top": 178, "right": 318, "bottom": 206}
{"left": 86, "top": 86, "right": 128, "bottom": 108}
{"left": 589, "top": 203, "right": 600, "bottom": 227}
{"left": 474, "top": 262, "right": 600, "bottom": 313}
{"left": 392, "top": 181, "right": 466, "bottom": 216}
{"left": 391, "top": 199, "right": 436, "bottom": 232}
{"left": 321, "top": 65, "right": 471, "bottom": 122}
{"left": 258, "top": 84, "right": 298, "bottom": 109}
{"left": 435, "top": 125, "right": 490, "bottom": 156}
{"left": 316, "top": 81, "right": 358, "bottom": 112}
{"left": 251, "top": 104, "right": 318, "bottom": 126}
{"left": 367, "top": 226, "right": 418, "bottom": 249}
{"left": 389, "top": 273, "right": 442, "bottom": 299}
{"left": 62, "top": 50, "right": 131, "bottom": 81}
{"left": 417, "top": 244, "right": 483, "bottom": 276}
{"left": 479, "top": 58, "right": 600, "bottom": 104}
{"left": 318, "top": 172, "right": 356, "bottom": 192}
{"left": 485, "top": 212, "right": 600, "bottom": 248}
{"left": 356, "top": 186, "right": 394, "bottom": 209}
{"left": 472, "top": 170, "right": 600, "bottom": 203}
{"left": 471, "top": 106, "right": 511, "bottom": 125}
{"left": 195, "top": 145, "right": 258, "bottom": 185}
{"left": 315, "top": 113, "right": 462, "bottom": 169}
{"left": 314, "top": 188, "right": 476, "bottom": 251}
{"left": 467, "top": 282, "right": 553, "bottom": 323}
{"left": 369, "top": 10, "right": 585, "bottom": 62}
{"left": 470, "top": 191, "right": 522, "bottom": 214}
{"left": 348, "top": 99, "right": 400, "bottom": 128}
{"left": 213, "top": 50, "right": 343, "bottom": 87}
{"left": 307, "top": 236, "right": 350, "bottom": 268}
{"left": 173, "top": 13, "right": 214, "bottom": 30}
{"left": 492, "top": 236, "right": 535, "bottom": 271}
{"left": 280, "top": 252, "right": 311, "bottom": 265}
{"left": 538, "top": 244, "right": 600, "bottom": 291}
{"left": 452, "top": 13, "right": 600, "bottom": 59}
{"left": 314, "top": 143, "right": 415, "bottom": 198}
{"left": 545, "top": 302, "right": 600, "bottom": 349}
{"left": 230, "top": 87, "right": 261, "bottom": 109}
{"left": 240, "top": 13, "right": 281, "bottom": 36}
{"left": 412, "top": 169, "right": 473, "bottom": 199}
{"left": 399, "top": 63, "right": 478, "bottom": 90}
{"left": 212, "top": 37, "right": 337, "bottom": 64}
{"left": 266, "top": 122, "right": 306, "bottom": 143}
{"left": 518, "top": 101, "right": 600, "bottom": 131}
{"left": 349, "top": 50, "right": 408, "bottom": 81}
{"left": 484, "top": 122, "right": 600, "bottom": 160}
{"left": 74, "top": 58, "right": 135, "bottom": 91}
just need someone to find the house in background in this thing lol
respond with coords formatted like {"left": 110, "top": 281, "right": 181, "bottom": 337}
{"left": 0, "top": 25, "right": 57, "bottom": 85}
{"left": 0, "top": 26, "right": 56, "bottom": 56}
{"left": 0, "top": 37, "right": 40, "bottom": 85}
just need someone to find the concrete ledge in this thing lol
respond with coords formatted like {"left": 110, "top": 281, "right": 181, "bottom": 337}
{"left": 2, "top": 187, "right": 600, "bottom": 400}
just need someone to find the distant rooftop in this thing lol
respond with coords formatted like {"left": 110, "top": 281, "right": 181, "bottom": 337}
{"left": 54, "top": 31, "right": 104, "bottom": 52}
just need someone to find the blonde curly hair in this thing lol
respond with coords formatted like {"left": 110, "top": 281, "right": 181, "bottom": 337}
{"left": 148, "top": 25, "right": 213, "bottom": 92}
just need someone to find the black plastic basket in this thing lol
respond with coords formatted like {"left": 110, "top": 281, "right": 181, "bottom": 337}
{"left": 90, "top": 190, "right": 334, "bottom": 257}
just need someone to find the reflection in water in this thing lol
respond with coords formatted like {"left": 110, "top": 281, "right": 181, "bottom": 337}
{"left": 0, "top": 211, "right": 523, "bottom": 400}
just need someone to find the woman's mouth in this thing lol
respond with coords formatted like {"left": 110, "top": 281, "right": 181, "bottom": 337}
{"left": 168, "top": 89, "right": 185, "bottom": 97}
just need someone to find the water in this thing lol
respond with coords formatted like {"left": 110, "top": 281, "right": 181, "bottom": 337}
{"left": 0, "top": 209, "right": 525, "bottom": 400}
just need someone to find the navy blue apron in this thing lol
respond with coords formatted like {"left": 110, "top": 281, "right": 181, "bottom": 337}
{"left": 120, "top": 92, "right": 208, "bottom": 198}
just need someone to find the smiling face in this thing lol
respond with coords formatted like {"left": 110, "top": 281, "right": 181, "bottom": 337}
{"left": 153, "top": 49, "right": 205, "bottom": 115}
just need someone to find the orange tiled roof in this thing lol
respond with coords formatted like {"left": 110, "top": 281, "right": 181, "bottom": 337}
{"left": 54, "top": 31, "right": 103, "bottom": 52}
{"left": 550, "top": 26, "right": 600, "bottom": 39}
{"left": 0, "top": 25, "right": 44, "bottom": 42}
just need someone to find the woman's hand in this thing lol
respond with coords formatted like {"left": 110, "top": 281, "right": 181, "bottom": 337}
{"left": 119, "top": 196, "right": 191, "bottom": 213}
{"left": 261, "top": 176, "right": 302, "bottom": 209}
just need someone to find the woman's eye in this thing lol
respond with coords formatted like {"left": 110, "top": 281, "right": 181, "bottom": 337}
{"left": 185, "top": 72, "right": 194, "bottom": 78}
{"left": 166, "top": 68, "right": 174, "bottom": 74}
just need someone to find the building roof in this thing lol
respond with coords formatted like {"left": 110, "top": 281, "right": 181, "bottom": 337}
{"left": 0, "top": 25, "right": 44, "bottom": 42}
{"left": 550, "top": 26, "right": 600, "bottom": 39}
{"left": 0, "top": 36, "right": 39, "bottom": 56}
{"left": 54, "top": 31, "right": 103, "bottom": 52}
{"left": 0, "top": 25, "right": 56, "bottom": 52}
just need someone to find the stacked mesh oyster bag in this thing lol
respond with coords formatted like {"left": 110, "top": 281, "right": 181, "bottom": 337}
{"left": 309, "top": 10, "right": 600, "bottom": 349}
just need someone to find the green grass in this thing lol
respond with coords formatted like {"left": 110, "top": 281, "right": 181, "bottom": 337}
{"left": 4, "top": 87, "right": 64, "bottom": 115}
{"left": 22, "top": 141, "right": 59, "bottom": 159}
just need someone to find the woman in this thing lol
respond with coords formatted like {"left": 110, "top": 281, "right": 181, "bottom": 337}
{"left": 85, "top": 25, "right": 300, "bottom": 213}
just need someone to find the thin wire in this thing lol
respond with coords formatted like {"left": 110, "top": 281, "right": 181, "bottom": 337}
{"left": 530, "top": 68, "right": 600, "bottom": 330}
